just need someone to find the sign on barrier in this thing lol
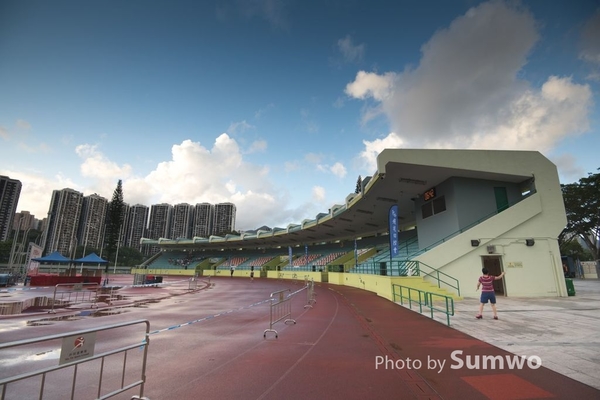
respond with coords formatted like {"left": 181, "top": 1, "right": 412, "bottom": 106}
{"left": 0, "top": 319, "right": 150, "bottom": 400}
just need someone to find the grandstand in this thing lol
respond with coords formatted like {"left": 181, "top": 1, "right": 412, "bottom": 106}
{"left": 137, "top": 149, "right": 568, "bottom": 300}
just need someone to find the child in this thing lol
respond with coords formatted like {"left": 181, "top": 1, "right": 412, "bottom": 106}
{"left": 475, "top": 268, "right": 505, "bottom": 320}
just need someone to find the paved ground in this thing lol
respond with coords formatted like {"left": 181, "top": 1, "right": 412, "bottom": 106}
{"left": 430, "top": 279, "right": 600, "bottom": 391}
{"left": 1, "top": 276, "right": 599, "bottom": 399}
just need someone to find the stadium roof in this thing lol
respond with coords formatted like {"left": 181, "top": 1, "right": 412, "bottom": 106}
{"left": 142, "top": 149, "right": 535, "bottom": 251}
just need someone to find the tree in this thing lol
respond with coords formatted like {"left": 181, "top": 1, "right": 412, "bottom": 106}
{"left": 355, "top": 175, "right": 362, "bottom": 194}
{"left": 104, "top": 180, "right": 125, "bottom": 268}
{"left": 560, "top": 169, "right": 600, "bottom": 260}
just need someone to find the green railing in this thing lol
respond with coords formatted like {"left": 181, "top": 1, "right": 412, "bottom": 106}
{"left": 350, "top": 260, "right": 420, "bottom": 276}
{"left": 350, "top": 260, "right": 460, "bottom": 297}
{"left": 392, "top": 284, "right": 455, "bottom": 326}
{"left": 418, "top": 261, "right": 461, "bottom": 297}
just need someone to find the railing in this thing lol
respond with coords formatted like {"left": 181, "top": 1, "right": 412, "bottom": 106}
{"left": 392, "top": 284, "right": 454, "bottom": 326}
{"left": 0, "top": 319, "right": 150, "bottom": 400}
{"left": 350, "top": 260, "right": 460, "bottom": 297}
{"left": 49, "top": 282, "right": 101, "bottom": 314}
{"left": 418, "top": 261, "right": 461, "bottom": 297}
{"left": 264, "top": 289, "right": 296, "bottom": 338}
{"left": 304, "top": 278, "right": 316, "bottom": 309}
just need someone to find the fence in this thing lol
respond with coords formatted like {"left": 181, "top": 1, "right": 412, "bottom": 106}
{"left": 304, "top": 278, "right": 316, "bottom": 309}
{"left": 263, "top": 289, "right": 296, "bottom": 338}
{"left": 49, "top": 282, "right": 101, "bottom": 314}
{"left": 392, "top": 284, "right": 455, "bottom": 326}
{"left": 0, "top": 319, "right": 150, "bottom": 400}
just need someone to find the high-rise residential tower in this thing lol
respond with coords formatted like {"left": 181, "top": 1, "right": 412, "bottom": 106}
{"left": 171, "top": 203, "right": 194, "bottom": 239}
{"left": 147, "top": 203, "right": 172, "bottom": 254}
{"left": 193, "top": 203, "right": 214, "bottom": 238}
{"left": 124, "top": 204, "right": 149, "bottom": 252}
{"left": 78, "top": 193, "right": 108, "bottom": 254}
{"left": 42, "top": 188, "right": 83, "bottom": 256}
{"left": 0, "top": 175, "right": 22, "bottom": 242}
{"left": 212, "top": 203, "right": 236, "bottom": 236}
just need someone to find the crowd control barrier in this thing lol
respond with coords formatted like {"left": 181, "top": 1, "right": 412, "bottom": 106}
{"left": 264, "top": 289, "right": 296, "bottom": 338}
{"left": 0, "top": 319, "right": 150, "bottom": 400}
{"left": 304, "top": 278, "right": 316, "bottom": 309}
{"left": 49, "top": 282, "right": 101, "bottom": 314}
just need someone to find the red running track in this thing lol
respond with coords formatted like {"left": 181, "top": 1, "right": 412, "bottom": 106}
{"left": 2, "top": 276, "right": 598, "bottom": 399}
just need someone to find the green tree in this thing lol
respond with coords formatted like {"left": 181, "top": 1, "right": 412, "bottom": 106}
{"left": 109, "top": 246, "right": 145, "bottom": 267}
{"left": 104, "top": 180, "right": 125, "bottom": 268}
{"left": 355, "top": 175, "right": 362, "bottom": 194}
{"left": 560, "top": 169, "right": 600, "bottom": 260}
{"left": 559, "top": 239, "right": 594, "bottom": 261}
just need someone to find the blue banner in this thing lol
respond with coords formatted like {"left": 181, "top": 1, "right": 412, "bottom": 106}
{"left": 389, "top": 205, "right": 399, "bottom": 258}
{"left": 289, "top": 246, "right": 293, "bottom": 267}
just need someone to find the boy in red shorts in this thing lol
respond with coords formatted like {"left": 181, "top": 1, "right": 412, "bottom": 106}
{"left": 475, "top": 267, "right": 505, "bottom": 320}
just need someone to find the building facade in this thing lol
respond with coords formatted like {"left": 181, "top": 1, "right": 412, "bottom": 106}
{"left": 171, "top": 203, "right": 194, "bottom": 239}
{"left": 42, "top": 188, "right": 83, "bottom": 257}
{"left": 0, "top": 175, "right": 22, "bottom": 242}
{"left": 193, "top": 203, "right": 213, "bottom": 238}
{"left": 124, "top": 204, "right": 149, "bottom": 252}
{"left": 78, "top": 194, "right": 108, "bottom": 254}
{"left": 212, "top": 203, "right": 236, "bottom": 236}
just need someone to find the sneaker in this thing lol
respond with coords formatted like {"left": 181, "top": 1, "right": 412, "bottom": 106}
{"left": 493, "top": 316, "right": 498, "bottom": 320}
{"left": 475, "top": 315, "right": 482, "bottom": 319}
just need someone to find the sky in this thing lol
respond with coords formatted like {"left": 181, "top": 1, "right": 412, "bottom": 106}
{"left": 1, "top": 0, "right": 599, "bottom": 231}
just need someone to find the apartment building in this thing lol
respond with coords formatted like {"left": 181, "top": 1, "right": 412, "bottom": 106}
{"left": 212, "top": 202, "right": 236, "bottom": 236}
{"left": 193, "top": 203, "right": 213, "bottom": 238}
{"left": 42, "top": 188, "right": 83, "bottom": 257}
{"left": 78, "top": 194, "right": 108, "bottom": 253}
{"left": 124, "top": 204, "right": 149, "bottom": 252}
{"left": 171, "top": 203, "right": 194, "bottom": 239}
{"left": 0, "top": 175, "right": 22, "bottom": 242}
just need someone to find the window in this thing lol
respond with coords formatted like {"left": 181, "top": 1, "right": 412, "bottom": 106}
{"left": 421, "top": 196, "right": 446, "bottom": 219}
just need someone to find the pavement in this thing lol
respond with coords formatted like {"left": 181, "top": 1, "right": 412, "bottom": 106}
{"left": 414, "top": 278, "right": 600, "bottom": 391}
{"left": 1, "top": 276, "right": 599, "bottom": 399}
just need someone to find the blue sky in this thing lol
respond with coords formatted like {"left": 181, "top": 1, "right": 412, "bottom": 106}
{"left": 1, "top": 0, "right": 599, "bottom": 231}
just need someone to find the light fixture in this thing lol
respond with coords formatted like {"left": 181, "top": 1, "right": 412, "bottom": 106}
{"left": 526, "top": 238, "right": 535, "bottom": 246}
{"left": 471, "top": 239, "right": 480, "bottom": 247}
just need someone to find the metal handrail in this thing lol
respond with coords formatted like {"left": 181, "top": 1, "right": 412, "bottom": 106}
{"left": 392, "top": 284, "right": 454, "bottom": 326}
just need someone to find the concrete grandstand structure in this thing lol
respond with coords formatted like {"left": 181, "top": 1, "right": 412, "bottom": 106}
{"left": 138, "top": 148, "right": 568, "bottom": 299}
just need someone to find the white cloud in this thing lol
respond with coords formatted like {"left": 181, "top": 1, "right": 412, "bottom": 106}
{"left": 347, "top": 0, "right": 592, "bottom": 171}
{"left": 254, "top": 103, "right": 275, "bottom": 119}
{"left": 247, "top": 139, "right": 267, "bottom": 153}
{"left": 312, "top": 186, "right": 326, "bottom": 202}
{"left": 0, "top": 126, "right": 8, "bottom": 140}
{"left": 337, "top": 35, "right": 365, "bottom": 63}
{"left": 330, "top": 162, "right": 347, "bottom": 178}
{"left": 227, "top": 120, "right": 254, "bottom": 135}
{"left": 0, "top": 169, "right": 79, "bottom": 218}
{"left": 357, "top": 133, "right": 405, "bottom": 173}
{"left": 76, "top": 144, "right": 133, "bottom": 180}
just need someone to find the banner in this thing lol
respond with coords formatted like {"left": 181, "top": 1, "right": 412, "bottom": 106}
{"left": 27, "top": 243, "right": 43, "bottom": 275}
{"left": 388, "top": 205, "right": 399, "bottom": 258}
{"left": 289, "top": 246, "right": 293, "bottom": 267}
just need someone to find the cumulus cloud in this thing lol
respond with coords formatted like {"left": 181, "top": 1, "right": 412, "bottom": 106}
{"left": 218, "top": 0, "right": 290, "bottom": 30}
{"left": 337, "top": 35, "right": 365, "bottom": 63}
{"left": 0, "top": 169, "right": 80, "bottom": 217}
{"left": 330, "top": 162, "right": 347, "bottom": 178}
{"left": 312, "top": 186, "right": 326, "bottom": 202}
{"left": 346, "top": 1, "right": 593, "bottom": 172}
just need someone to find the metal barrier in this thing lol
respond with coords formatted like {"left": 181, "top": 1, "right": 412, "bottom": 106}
{"left": 133, "top": 274, "right": 146, "bottom": 286}
{"left": 304, "top": 278, "right": 316, "bottom": 309}
{"left": 392, "top": 284, "right": 455, "bottom": 326}
{"left": 263, "top": 289, "right": 296, "bottom": 338}
{"left": 0, "top": 319, "right": 150, "bottom": 400}
{"left": 49, "top": 282, "right": 101, "bottom": 314}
